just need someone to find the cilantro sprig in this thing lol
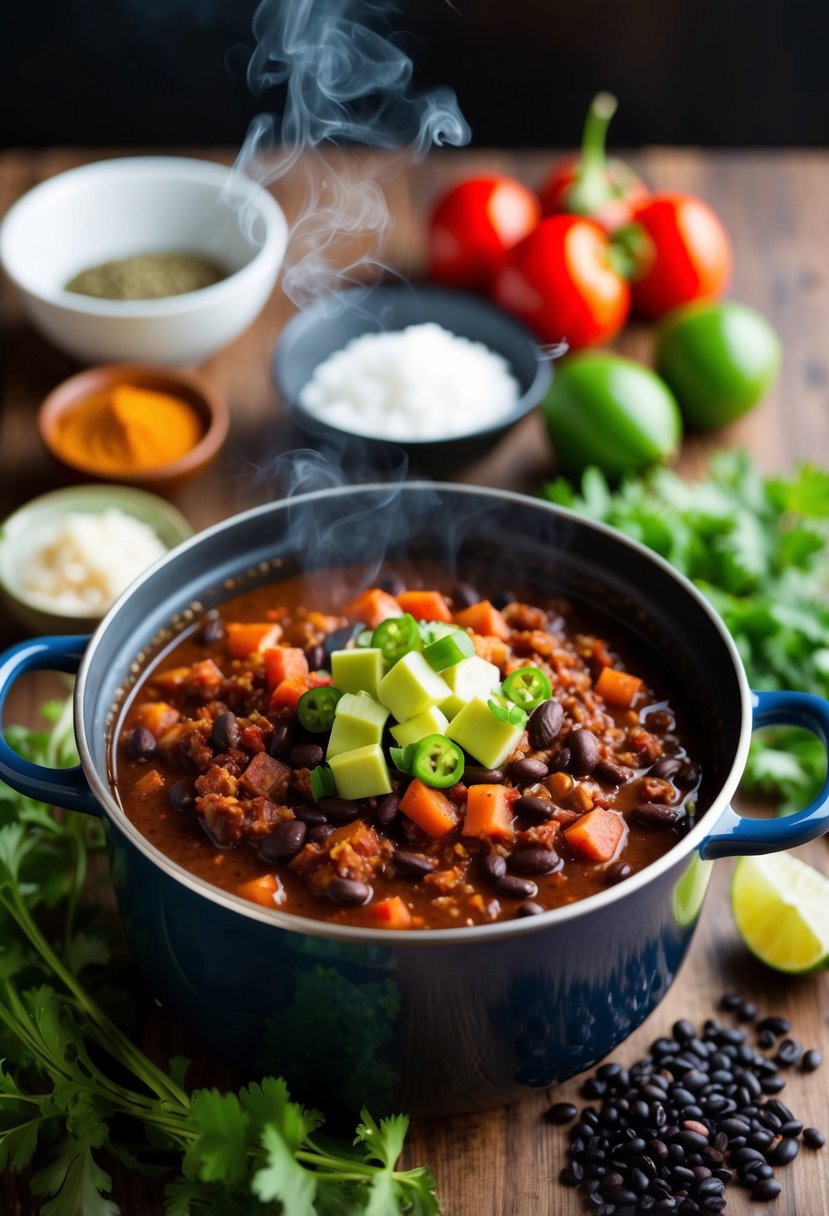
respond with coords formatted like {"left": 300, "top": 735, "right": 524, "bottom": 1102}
{"left": 0, "top": 704, "right": 439, "bottom": 1215}
{"left": 544, "top": 450, "right": 829, "bottom": 813}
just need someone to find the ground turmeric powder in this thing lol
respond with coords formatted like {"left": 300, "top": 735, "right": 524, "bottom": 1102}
{"left": 54, "top": 384, "right": 204, "bottom": 474}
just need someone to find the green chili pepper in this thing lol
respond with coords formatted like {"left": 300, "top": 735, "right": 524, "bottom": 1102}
{"left": 389, "top": 743, "right": 417, "bottom": 774}
{"left": 297, "top": 686, "right": 342, "bottom": 733}
{"left": 502, "top": 666, "right": 552, "bottom": 711}
{"left": 310, "top": 765, "right": 336, "bottom": 800}
{"left": 411, "top": 734, "right": 465, "bottom": 788}
{"left": 371, "top": 614, "right": 422, "bottom": 665}
{"left": 423, "top": 630, "right": 474, "bottom": 672}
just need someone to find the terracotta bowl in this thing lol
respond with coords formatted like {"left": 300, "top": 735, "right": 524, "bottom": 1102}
{"left": 38, "top": 363, "right": 229, "bottom": 497}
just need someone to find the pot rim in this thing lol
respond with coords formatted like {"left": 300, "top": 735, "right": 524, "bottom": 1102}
{"left": 74, "top": 480, "right": 753, "bottom": 946}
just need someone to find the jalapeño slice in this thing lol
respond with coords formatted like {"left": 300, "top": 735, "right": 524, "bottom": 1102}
{"left": 412, "top": 734, "right": 464, "bottom": 788}
{"left": 502, "top": 666, "right": 552, "bottom": 712}
{"left": 297, "top": 686, "right": 342, "bottom": 732}
{"left": 371, "top": 613, "right": 422, "bottom": 665}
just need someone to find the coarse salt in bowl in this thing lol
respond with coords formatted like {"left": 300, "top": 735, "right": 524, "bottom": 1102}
{"left": 273, "top": 284, "right": 551, "bottom": 475}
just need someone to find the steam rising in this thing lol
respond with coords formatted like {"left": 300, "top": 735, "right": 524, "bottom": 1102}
{"left": 233, "top": 0, "right": 470, "bottom": 306}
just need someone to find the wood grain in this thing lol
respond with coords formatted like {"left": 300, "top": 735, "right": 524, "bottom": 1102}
{"left": 1, "top": 147, "right": 828, "bottom": 1215}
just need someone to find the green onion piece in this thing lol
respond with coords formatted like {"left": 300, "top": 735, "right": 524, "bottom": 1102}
{"left": 310, "top": 765, "right": 336, "bottom": 800}
{"left": 502, "top": 666, "right": 552, "bottom": 711}
{"left": 371, "top": 614, "right": 422, "bottom": 665}
{"left": 423, "top": 630, "right": 475, "bottom": 672}
{"left": 389, "top": 743, "right": 417, "bottom": 773}
{"left": 354, "top": 629, "right": 375, "bottom": 648}
{"left": 297, "top": 686, "right": 342, "bottom": 733}
{"left": 411, "top": 734, "right": 465, "bottom": 788}
{"left": 487, "top": 697, "right": 528, "bottom": 729}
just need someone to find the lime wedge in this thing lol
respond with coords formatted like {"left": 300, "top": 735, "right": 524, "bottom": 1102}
{"left": 731, "top": 853, "right": 829, "bottom": 974}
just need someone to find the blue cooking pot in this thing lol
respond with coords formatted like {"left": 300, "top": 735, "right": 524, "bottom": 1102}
{"left": 0, "top": 484, "right": 827, "bottom": 1119}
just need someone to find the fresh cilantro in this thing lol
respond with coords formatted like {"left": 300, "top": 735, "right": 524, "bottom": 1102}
{"left": 0, "top": 704, "right": 439, "bottom": 1215}
{"left": 543, "top": 451, "right": 829, "bottom": 810}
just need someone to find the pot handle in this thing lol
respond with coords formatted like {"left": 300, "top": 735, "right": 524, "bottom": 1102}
{"left": 0, "top": 636, "right": 100, "bottom": 816}
{"left": 702, "top": 689, "right": 829, "bottom": 860}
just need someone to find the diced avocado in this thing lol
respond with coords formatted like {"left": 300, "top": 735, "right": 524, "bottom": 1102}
{"left": 326, "top": 691, "right": 390, "bottom": 760}
{"left": 440, "top": 655, "right": 501, "bottom": 720}
{"left": 378, "top": 651, "right": 451, "bottom": 723}
{"left": 329, "top": 743, "right": 392, "bottom": 800}
{"left": 390, "top": 706, "right": 450, "bottom": 748}
{"left": 331, "top": 647, "right": 385, "bottom": 700}
{"left": 446, "top": 696, "right": 524, "bottom": 768}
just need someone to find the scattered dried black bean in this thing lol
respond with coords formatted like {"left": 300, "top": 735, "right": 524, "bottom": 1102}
{"left": 800, "top": 1048, "right": 822, "bottom": 1073}
{"left": 127, "top": 726, "right": 157, "bottom": 759}
{"left": 757, "top": 1015, "right": 790, "bottom": 1037}
{"left": 776, "top": 1039, "right": 803, "bottom": 1067}
{"left": 719, "top": 993, "right": 743, "bottom": 1011}
{"left": 738, "top": 1000, "right": 758, "bottom": 1022}
{"left": 803, "top": 1128, "right": 825, "bottom": 1149}
{"left": 751, "top": 1177, "right": 782, "bottom": 1200}
{"left": 545, "top": 1102, "right": 578, "bottom": 1124}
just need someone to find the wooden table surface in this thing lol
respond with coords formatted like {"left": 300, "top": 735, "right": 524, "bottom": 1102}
{"left": 1, "top": 146, "right": 828, "bottom": 1215}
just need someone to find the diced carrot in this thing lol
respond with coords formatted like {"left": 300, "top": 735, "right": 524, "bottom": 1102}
{"left": 149, "top": 666, "right": 192, "bottom": 694}
{"left": 395, "top": 590, "right": 453, "bottom": 623}
{"left": 263, "top": 645, "right": 310, "bottom": 690}
{"left": 132, "top": 769, "right": 165, "bottom": 798}
{"left": 364, "top": 896, "right": 413, "bottom": 930}
{"left": 226, "top": 622, "right": 284, "bottom": 660}
{"left": 399, "top": 779, "right": 458, "bottom": 838}
{"left": 268, "top": 670, "right": 333, "bottom": 714}
{"left": 134, "top": 701, "right": 181, "bottom": 738}
{"left": 237, "top": 873, "right": 279, "bottom": 909}
{"left": 593, "top": 666, "right": 644, "bottom": 709}
{"left": 564, "top": 808, "right": 625, "bottom": 862}
{"left": 463, "top": 784, "right": 515, "bottom": 841}
{"left": 454, "top": 600, "right": 511, "bottom": 640}
{"left": 344, "top": 588, "right": 403, "bottom": 629}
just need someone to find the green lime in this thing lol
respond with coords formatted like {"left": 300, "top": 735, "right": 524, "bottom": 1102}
{"left": 731, "top": 852, "right": 829, "bottom": 974}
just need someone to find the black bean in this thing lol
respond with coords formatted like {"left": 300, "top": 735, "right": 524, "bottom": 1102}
{"left": 756, "top": 1015, "right": 790, "bottom": 1037}
{"left": 451, "top": 581, "right": 479, "bottom": 610}
{"left": 515, "top": 794, "right": 555, "bottom": 822}
{"left": 747, "top": 1130, "right": 774, "bottom": 1151}
{"left": 730, "top": 1146, "right": 765, "bottom": 1167}
{"left": 510, "top": 756, "right": 550, "bottom": 784}
{"left": 760, "top": 1075, "right": 786, "bottom": 1094}
{"left": 268, "top": 719, "right": 296, "bottom": 756}
{"left": 318, "top": 796, "right": 360, "bottom": 823}
{"left": 737, "top": 1000, "right": 757, "bottom": 1022}
{"left": 674, "top": 1019, "right": 696, "bottom": 1042}
{"left": 757, "top": 1029, "right": 775, "bottom": 1049}
{"left": 780, "top": 1119, "right": 803, "bottom": 1138}
{"left": 803, "top": 1128, "right": 825, "bottom": 1149}
{"left": 676, "top": 1131, "right": 709, "bottom": 1152}
{"left": 481, "top": 853, "right": 507, "bottom": 882}
{"left": 582, "top": 1077, "right": 608, "bottom": 1099}
{"left": 508, "top": 846, "right": 562, "bottom": 876}
{"left": 377, "top": 572, "right": 407, "bottom": 596}
{"left": 649, "top": 757, "right": 683, "bottom": 780}
{"left": 196, "top": 609, "right": 224, "bottom": 644}
{"left": 765, "top": 1099, "right": 795, "bottom": 1124}
{"left": 766, "top": 1135, "right": 799, "bottom": 1165}
{"left": 545, "top": 1101, "right": 578, "bottom": 1124}
{"left": 327, "top": 877, "right": 371, "bottom": 906}
{"left": 308, "top": 824, "right": 333, "bottom": 844}
{"left": 558, "top": 1166, "right": 581, "bottom": 1187}
{"left": 303, "top": 642, "right": 326, "bottom": 672}
{"left": 800, "top": 1048, "right": 822, "bottom": 1073}
{"left": 719, "top": 992, "right": 744, "bottom": 1011}
{"left": 631, "top": 802, "right": 682, "bottom": 828}
{"left": 776, "top": 1038, "right": 803, "bottom": 1067}
{"left": 516, "top": 901, "right": 545, "bottom": 917}
{"left": 464, "top": 764, "right": 505, "bottom": 785}
{"left": 567, "top": 728, "right": 600, "bottom": 776}
{"left": 168, "top": 779, "right": 193, "bottom": 813}
{"left": 375, "top": 792, "right": 400, "bottom": 826}
{"left": 259, "top": 819, "right": 307, "bottom": 863}
{"left": 528, "top": 699, "right": 564, "bottom": 749}
{"left": 293, "top": 804, "right": 328, "bottom": 826}
{"left": 719, "top": 1117, "right": 751, "bottom": 1140}
{"left": 676, "top": 761, "right": 701, "bottom": 788}
{"left": 394, "top": 850, "right": 437, "bottom": 878}
{"left": 750, "top": 1178, "right": 781, "bottom": 1200}
{"left": 605, "top": 861, "right": 632, "bottom": 885}
{"left": 290, "top": 742, "right": 324, "bottom": 769}
{"left": 494, "top": 873, "right": 538, "bottom": 899}
{"left": 212, "top": 711, "right": 240, "bottom": 752}
{"left": 594, "top": 759, "right": 634, "bottom": 787}
{"left": 127, "top": 725, "right": 157, "bottom": 759}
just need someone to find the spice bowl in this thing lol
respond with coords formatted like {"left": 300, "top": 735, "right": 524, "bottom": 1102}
{"left": 0, "top": 484, "right": 192, "bottom": 636}
{"left": 272, "top": 283, "right": 552, "bottom": 476}
{"left": 38, "top": 363, "right": 229, "bottom": 496}
{"left": 0, "top": 156, "right": 288, "bottom": 366}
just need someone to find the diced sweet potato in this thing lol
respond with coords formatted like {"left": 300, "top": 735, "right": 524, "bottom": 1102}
{"left": 344, "top": 588, "right": 403, "bottom": 629}
{"left": 134, "top": 701, "right": 181, "bottom": 739}
{"left": 454, "top": 600, "right": 511, "bottom": 640}
{"left": 564, "top": 808, "right": 625, "bottom": 862}
{"left": 462, "top": 784, "right": 515, "bottom": 841}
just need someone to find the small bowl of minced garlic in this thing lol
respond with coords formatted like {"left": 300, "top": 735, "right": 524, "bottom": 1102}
{"left": 0, "top": 156, "right": 288, "bottom": 366}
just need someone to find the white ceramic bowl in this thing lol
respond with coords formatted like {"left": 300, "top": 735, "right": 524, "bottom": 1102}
{"left": 0, "top": 157, "right": 289, "bottom": 366}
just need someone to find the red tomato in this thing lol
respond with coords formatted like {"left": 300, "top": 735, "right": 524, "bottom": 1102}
{"left": 631, "top": 193, "right": 732, "bottom": 318}
{"left": 427, "top": 174, "right": 541, "bottom": 291}
{"left": 491, "top": 214, "right": 631, "bottom": 350}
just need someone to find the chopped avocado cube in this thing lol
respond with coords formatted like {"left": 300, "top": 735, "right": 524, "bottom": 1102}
{"left": 329, "top": 743, "right": 392, "bottom": 800}
{"left": 391, "top": 706, "right": 450, "bottom": 748}
{"left": 331, "top": 647, "right": 385, "bottom": 700}
{"left": 378, "top": 651, "right": 451, "bottom": 723}
{"left": 446, "top": 696, "right": 524, "bottom": 768}
{"left": 440, "top": 656, "right": 501, "bottom": 720}
{"left": 326, "top": 691, "right": 390, "bottom": 760}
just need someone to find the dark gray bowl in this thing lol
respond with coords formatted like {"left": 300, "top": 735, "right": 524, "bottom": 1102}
{"left": 272, "top": 283, "right": 552, "bottom": 476}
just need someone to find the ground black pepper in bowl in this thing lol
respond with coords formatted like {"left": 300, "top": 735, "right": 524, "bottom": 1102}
{"left": 548, "top": 994, "right": 824, "bottom": 1213}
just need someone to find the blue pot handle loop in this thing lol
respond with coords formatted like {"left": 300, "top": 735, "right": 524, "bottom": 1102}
{"left": 702, "top": 689, "right": 829, "bottom": 860}
{"left": 0, "top": 636, "right": 100, "bottom": 816}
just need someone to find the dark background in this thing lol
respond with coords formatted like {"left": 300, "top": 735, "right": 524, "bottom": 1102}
{"left": 1, "top": 0, "right": 827, "bottom": 149}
